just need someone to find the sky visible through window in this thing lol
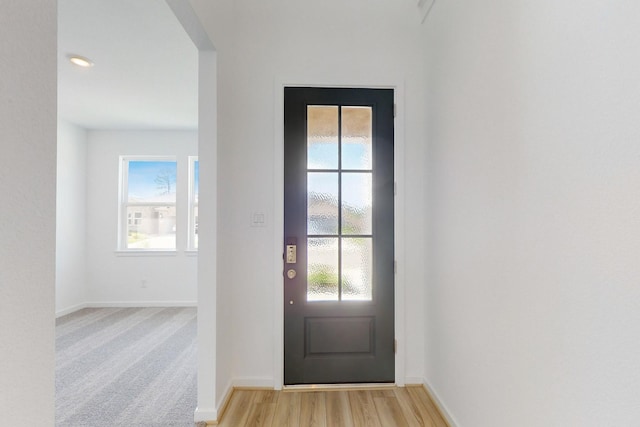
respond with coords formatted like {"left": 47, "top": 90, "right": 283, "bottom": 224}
{"left": 194, "top": 160, "right": 199, "bottom": 202}
{"left": 127, "top": 161, "right": 177, "bottom": 203}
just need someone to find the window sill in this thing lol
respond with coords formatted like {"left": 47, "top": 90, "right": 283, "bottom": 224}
{"left": 185, "top": 250, "right": 199, "bottom": 257}
{"left": 115, "top": 250, "right": 178, "bottom": 257}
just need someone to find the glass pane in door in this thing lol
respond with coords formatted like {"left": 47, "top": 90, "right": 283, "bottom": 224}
{"left": 341, "top": 238, "right": 372, "bottom": 301}
{"left": 308, "top": 238, "right": 339, "bottom": 301}
{"left": 308, "top": 106, "right": 339, "bottom": 169}
{"left": 341, "top": 172, "right": 372, "bottom": 235}
{"left": 341, "top": 107, "right": 372, "bottom": 170}
{"left": 307, "top": 172, "right": 339, "bottom": 235}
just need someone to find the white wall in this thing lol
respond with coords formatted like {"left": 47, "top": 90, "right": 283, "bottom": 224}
{"left": 0, "top": 1, "right": 57, "bottom": 424}
{"left": 423, "top": 1, "right": 640, "bottom": 426}
{"left": 191, "top": 0, "right": 427, "bottom": 398}
{"left": 165, "top": 2, "right": 219, "bottom": 419}
{"left": 56, "top": 120, "right": 88, "bottom": 316}
{"left": 85, "top": 130, "right": 198, "bottom": 305}
{"left": 196, "top": 50, "right": 221, "bottom": 421}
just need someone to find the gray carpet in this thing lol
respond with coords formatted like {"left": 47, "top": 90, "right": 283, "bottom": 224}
{"left": 56, "top": 307, "right": 200, "bottom": 427}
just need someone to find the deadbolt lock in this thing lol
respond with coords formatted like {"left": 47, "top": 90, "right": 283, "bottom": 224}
{"left": 286, "top": 245, "right": 297, "bottom": 264}
{"left": 287, "top": 269, "right": 297, "bottom": 279}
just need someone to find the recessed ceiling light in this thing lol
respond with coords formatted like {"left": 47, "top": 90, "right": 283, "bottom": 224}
{"left": 68, "top": 55, "right": 94, "bottom": 68}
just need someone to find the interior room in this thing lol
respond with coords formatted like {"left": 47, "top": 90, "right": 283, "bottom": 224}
{"left": 2, "top": 0, "right": 639, "bottom": 426}
{"left": 56, "top": 0, "right": 198, "bottom": 314}
{"left": 55, "top": 0, "right": 199, "bottom": 424}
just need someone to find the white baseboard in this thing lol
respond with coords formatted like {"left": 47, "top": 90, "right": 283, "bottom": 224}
{"left": 197, "top": 377, "right": 262, "bottom": 423}
{"left": 86, "top": 301, "right": 197, "bottom": 308}
{"left": 404, "top": 377, "right": 425, "bottom": 385}
{"left": 206, "top": 377, "right": 275, "bottom": 424}
{"left": 193, "top": 406, "right": 217, "bottom": 423}
{"left": 233, "top": 377, "right": 275, "bottom": 388}
{"left": 215, "top": 379, "right": 234, "bottom": 419}
{"left": 56, "top": 303, "right": 88, "bottom": 318}
{"left": 423, "top": 378, "right": 459, "bottom": 427}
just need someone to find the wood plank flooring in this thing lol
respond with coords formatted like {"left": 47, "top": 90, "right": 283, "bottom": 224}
{"left": 214, "top": 386, "right": 449, "bottom": 427}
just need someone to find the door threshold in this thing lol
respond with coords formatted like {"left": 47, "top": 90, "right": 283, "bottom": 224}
{"left": 282, "top": 383, "right": 396, "bottom": 392}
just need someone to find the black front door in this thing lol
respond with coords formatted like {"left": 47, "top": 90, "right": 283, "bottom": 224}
{"left": 284, "top": 87, "right": 395, "bottom": 385}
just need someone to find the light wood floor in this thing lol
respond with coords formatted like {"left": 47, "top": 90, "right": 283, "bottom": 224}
{"left": 213, "top": 386, "right": 449, "bottom": 427}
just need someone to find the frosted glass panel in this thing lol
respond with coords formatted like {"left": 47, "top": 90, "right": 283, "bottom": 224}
{"left": 308, "top": 172, "right": 339, "bottom": 235}
{"left": 308, "top": 238, "right": 339, "bottom": 301}
{"left": 342, "top": 238, "right": 372, "bottom": 301}
{"left": 308, "top": 106, "right": 339, "bottom": 169}
{"left": 342, "top": 173, "right": 372, "bottom": 235}
{"left": 342, "top": 107, "right": 372, "bottom": 170}
{"left": 126, "top": 206, "right": 176, "bottom": 249}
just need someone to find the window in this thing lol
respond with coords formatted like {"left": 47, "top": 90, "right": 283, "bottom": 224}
{"left": 189, "top": 157, "right": 199, "bottom": 250}
{"left": 127, "top": 211, "right": 143, "bottom": 226}
{"left": 120, "top": 157, "right": 177, "bottom": 250}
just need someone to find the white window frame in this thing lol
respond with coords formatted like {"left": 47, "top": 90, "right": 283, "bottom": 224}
{"left": 187, "top": 156, "right": 199, "bottom": 252}
{"left": 118, "top": 156, "right": 178, "bottom": 252}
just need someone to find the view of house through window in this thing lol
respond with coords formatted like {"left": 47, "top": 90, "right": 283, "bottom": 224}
{"left": 120, "top": 156, "right": 199, "bottom": 252}
{"left": 121, "top": 158, "right": 177, "bottom": 250}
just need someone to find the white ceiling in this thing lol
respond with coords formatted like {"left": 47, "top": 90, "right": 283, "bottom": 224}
{"left": 58, "top": 0, "right": 198, "bottom": 130}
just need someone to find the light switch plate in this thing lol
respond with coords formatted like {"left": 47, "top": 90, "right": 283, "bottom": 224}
{"left": 251, "top": 211, "right": 266, "bottom": 227}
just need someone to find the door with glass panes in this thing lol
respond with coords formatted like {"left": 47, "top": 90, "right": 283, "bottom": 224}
{"left": 284, "top": 87, "right": 394, "bottom": 384}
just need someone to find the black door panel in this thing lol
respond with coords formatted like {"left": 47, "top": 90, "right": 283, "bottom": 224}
{"left": 284, "top": 87, "right": 394, "bottom": 385}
